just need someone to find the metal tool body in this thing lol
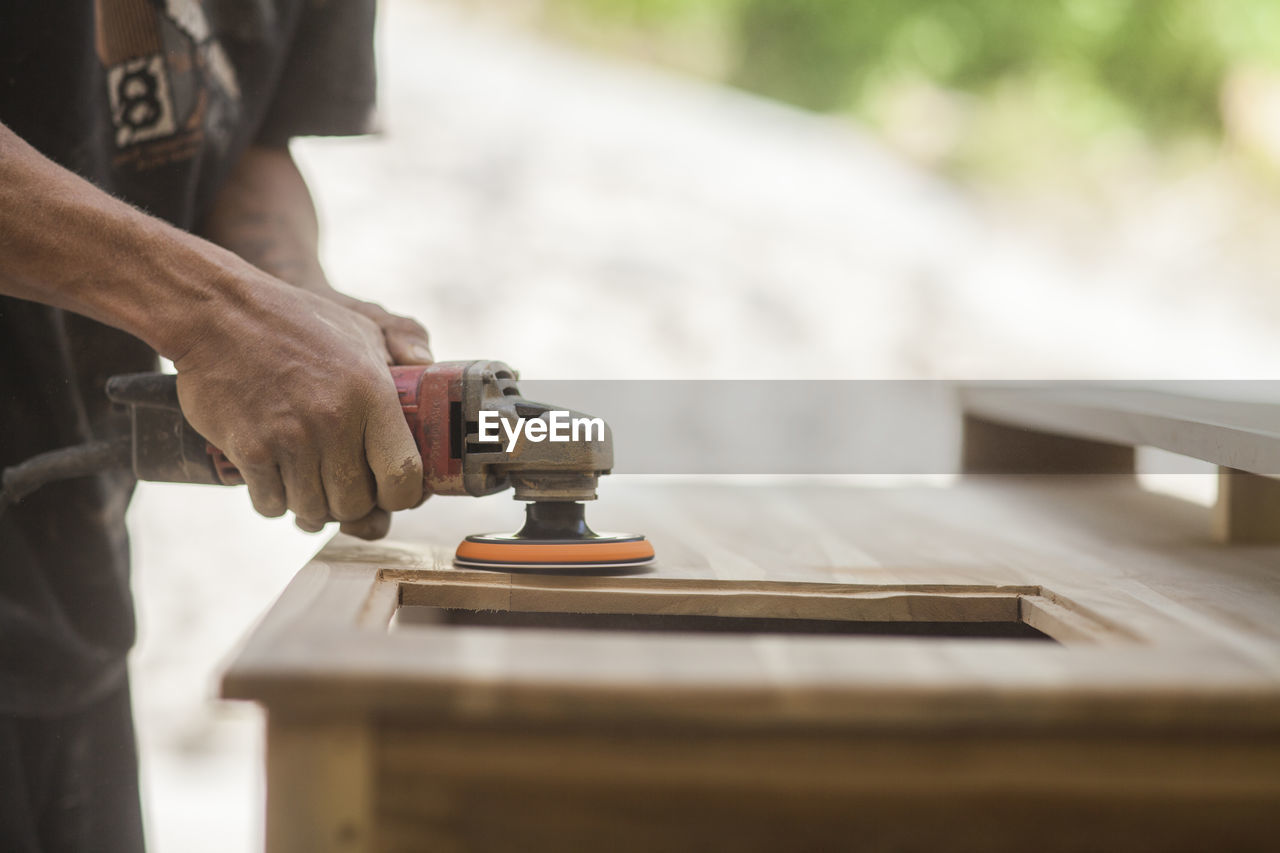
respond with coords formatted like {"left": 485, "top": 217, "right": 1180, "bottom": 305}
{"left": 0, "top": 360, "right": 653, "bottom": 572}
{"left": 99, "top": 360, "right": 612, "bottom": 498}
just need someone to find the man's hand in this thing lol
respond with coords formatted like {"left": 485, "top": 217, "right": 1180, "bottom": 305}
{"left": 172, "top": 274, "right": 424, "bottom": 539}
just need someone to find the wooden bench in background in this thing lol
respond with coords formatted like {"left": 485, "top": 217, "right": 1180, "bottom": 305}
{"left": 962, "top": 384, "right": 1280, "bottom": 542}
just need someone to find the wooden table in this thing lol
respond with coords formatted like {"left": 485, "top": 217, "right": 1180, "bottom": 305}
{"left": 223, "top": 391, "right": 1280, "bottom": 852}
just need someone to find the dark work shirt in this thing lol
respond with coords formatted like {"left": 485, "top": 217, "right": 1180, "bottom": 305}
{"left": 0, "top": 0, "right": 376, "bottom": 716}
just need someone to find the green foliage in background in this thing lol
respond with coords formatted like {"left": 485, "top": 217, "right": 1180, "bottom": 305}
{"left": 549, "top": 0, "right": 1280, "bottom": 142}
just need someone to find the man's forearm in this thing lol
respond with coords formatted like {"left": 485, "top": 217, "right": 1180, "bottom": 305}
{"left": 198, "top": 145, "right": 331, "bottom": 292}
{"left": 0, "top": 120, "right": 425, "bottom": 534}
{"left": 0, "top": 121, "right": 259, "bottom": 361}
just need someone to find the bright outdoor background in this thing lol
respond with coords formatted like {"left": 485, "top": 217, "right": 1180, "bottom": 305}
{"left": 127, "top": 1, "right": 1280, "bottom": 850}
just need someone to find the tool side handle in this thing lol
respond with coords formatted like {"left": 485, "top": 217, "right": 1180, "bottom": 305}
{"left": 106, "top": 372, "right": 182, "bottom": 410}
{"left": 104, "top": 372, "right": 230, "bottom": 485}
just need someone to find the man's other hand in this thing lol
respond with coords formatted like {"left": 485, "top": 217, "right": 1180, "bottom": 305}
{"left": 317, "top": 289, "right": 434, "bottom": 367}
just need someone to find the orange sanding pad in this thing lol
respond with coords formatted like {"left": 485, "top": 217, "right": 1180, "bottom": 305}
{"left": 454, "top": 532, "right": 655, "bottom": 572}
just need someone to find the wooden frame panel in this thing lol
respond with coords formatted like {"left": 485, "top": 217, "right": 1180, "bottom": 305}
{"left": 373, "top": 724, "right": 1280, "bottom": 853}
{"left": 393, "top": 575, "right": 1122, "bottom": 643}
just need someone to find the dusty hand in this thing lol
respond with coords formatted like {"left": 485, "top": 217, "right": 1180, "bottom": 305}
{"left": 173, "top": 276, "right": 425, "bottom": 540}
{"left": 304, "top": 289, "right": 434, "bottom": 537}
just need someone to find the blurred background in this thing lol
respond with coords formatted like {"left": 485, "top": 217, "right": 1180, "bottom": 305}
{"left": 127, "top": 0, "right": 1280, "bottom": 849}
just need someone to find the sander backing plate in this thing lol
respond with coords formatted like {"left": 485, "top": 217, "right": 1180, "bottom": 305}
{"left": 454, "top": 532, "right": 655, "bottom": 572}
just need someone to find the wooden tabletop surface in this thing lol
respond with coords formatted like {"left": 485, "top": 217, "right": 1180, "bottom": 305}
{"left": 222, "top": 476, "right": 1280, "bottom": 733}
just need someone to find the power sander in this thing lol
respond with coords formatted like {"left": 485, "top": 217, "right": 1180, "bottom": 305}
{"left": 0, "top": 360, "right": 654, "bottom": 573}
